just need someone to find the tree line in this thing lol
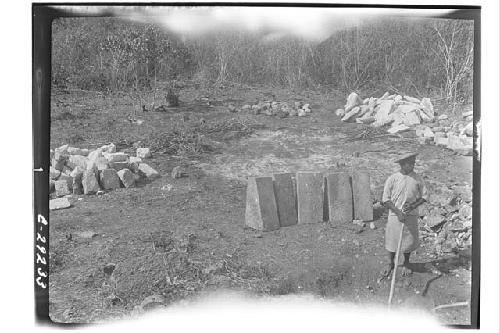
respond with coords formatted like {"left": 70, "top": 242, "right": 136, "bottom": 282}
{"left": 52, "top": 16, "right": 474, "bottom": 104}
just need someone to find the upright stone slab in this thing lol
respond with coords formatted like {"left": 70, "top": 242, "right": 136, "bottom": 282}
{"left": 326, "top": 173, "right": 353, "bottom": 224}
{"left": 99, "top": 169, "right": 121, "bottom": 190}
{"left": 245, "top": 177, "right": 280, "bottom": 231}
{"left": 296, "top": 172, "right": 324, "bottom": 224}
{"left": 352, "top": 172, "right": 373, "bottom": 221}
{"left": 82, "top": 170, "right": 100, "bottom": 194}
{"left": 272, "top": 173, "right": 297, "bottom": 227}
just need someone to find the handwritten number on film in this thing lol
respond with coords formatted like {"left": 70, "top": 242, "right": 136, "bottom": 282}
{"left": 36, "top": 214, "right": 48, "bottom": 289}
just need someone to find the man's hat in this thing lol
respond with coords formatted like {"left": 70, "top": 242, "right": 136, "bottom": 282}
{"left": 395, "top": 152, "right": 418, "bottom": 164}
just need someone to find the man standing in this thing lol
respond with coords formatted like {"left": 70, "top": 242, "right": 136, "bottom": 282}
{"left": 380, "top": 153, "right": 429, "bottom": 278}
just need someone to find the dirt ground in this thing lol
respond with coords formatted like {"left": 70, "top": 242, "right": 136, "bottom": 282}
{"left": 48, "top": 84, "right": 473, "bottom": 325}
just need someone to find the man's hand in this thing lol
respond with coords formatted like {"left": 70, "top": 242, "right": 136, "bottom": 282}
{"left": 396, "top": 209, "right": 407, "bottom": 222}
{"left": 402, "top": 202, "right": 414, "bottom": 214}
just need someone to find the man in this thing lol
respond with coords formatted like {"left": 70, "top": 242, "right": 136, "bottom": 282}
{"left": 380, "top": 153, "right": 429, "bottom": 278}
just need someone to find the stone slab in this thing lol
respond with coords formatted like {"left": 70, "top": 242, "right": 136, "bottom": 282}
{"left": 49, "top": 198, "right": 71, "bottom": 210}
{"left": 352, "top": 172, "right": 373, "bottom": 221}
{"left": 272, "top": 173, "right": 298, "bottom": 227}
{"left": 99, "top": 169, "right": 121, "bottom": 190}
{"left": 82, "top": 170, "right": 100, "bottom": 194}
{"left": 326, "top": 173, "right": 353, "bottom": 224}
{"left": 245, "top": 177, "right": 280, "bottom": 231}
{"left": 138, "top": 163, "right": 160, "bottom": 180}
{"left": 117, "top": 169, "right": 136, "bottom": 188}
{"left": 296, "top": 172, "right": 324, "bottom": 224}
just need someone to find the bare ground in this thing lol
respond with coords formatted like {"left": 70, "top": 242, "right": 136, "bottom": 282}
{"left": 48, "top": 84, "right": 473, "bottom": 325}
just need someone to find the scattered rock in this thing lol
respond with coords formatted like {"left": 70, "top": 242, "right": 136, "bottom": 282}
{"left": 129, "top": 156, "right": 142, "bottom": 164}
{"left": 109, "top": 161, "right": 129, "bottom": 171}
{"left": 227, "top": 104, "right": 237, "bottom": 113}
{"left": 67, "top": 147, "right": 89, "bottom": 156}
{"left": 298, "top": 109, "right": 307, "bottom": 117}
{"left": 101, "top": 143, "right": 116, "bottom": 154}
{"left": 462, "top": 110, "right": 473, "bottom": 118}
{"left": 344, "top": 92, "right": 362, "bottom": 112}
{"left": 335, "top": 108, "right": 345, "bottom": 117}
{"left": 138, "top": 163, "right": 160, "bottom": 180}
{"left": 117, "top": 169, "right": 136, "bottom": 188}
{"left": 99, "top": 169, "right": 121, "bottom": 190}
{"left": 54, "top": 178, "right": 73, "bottom": 197}
{"left": 104, "top": 152, "right": 129, "bottom": 163}
{"left": 416, "top": 126, "right": 434, "bottom": 138}
{"left": 67, "top": 155, "right": 88, "bottom": 170}
{"left": 438, "top": 114, "right": 448, "bottom": 120}
{"left": 76, "top": 231, "right": 98, "bottom": 239}
{"left": 387, "top": 124, "right": 410, "bottom": 134}
{"left": 420, "top": 98, "right": 435, "bottom": 119}
{"left": 341, "top": 106, "right": 361, "bottom": 122}
{"left": 426, "top": 215, "right": 446, "bottom": 228}
{"left": 372, "top": 100, "right": 395, "bottom": 127}
{"left": 50, "top": 167, "right": 61, "bottom": 180}
{"left": 50, "top": 198, "right": 71, "bottom": 210}
{"left": 103, "top": 263, "right": 116, "bottom": 276}
{"left": 82, "top": 170, "right": 100, "bottom": 194}
{"left": 136, "top": 148, "right": 152, "bottom": 159}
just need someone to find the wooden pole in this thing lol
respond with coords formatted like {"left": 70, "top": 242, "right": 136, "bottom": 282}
{"left": 388, "top": 222, "right": 405, "bottom": 308}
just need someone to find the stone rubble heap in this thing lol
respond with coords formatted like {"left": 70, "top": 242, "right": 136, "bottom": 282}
{"left": 229, "top": 101, "right": 312, "bottom": 118}
{"left": 49, "top": 143, "right": 160, "bottom": 208}
{"left": 337, "top": 92, "right": 474, "bottom": 156}
{"left": 420, "top": 195, "right": 472, "bottom": 256}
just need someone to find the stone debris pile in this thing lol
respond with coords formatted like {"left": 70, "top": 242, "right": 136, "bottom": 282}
{"left": 419, "top": 195, "right": 472, "bottom": 256}
{"left": 337, "top": 92, "right": 474, "bottom": 156}
{"left": 338, "top": 92, "right": 435, "bottom": 127}
{"left": 228, "top": 101, "right": 312, "bottom": 118}
{"left": 49, "top": 143, "right": 160, "bottom": 208}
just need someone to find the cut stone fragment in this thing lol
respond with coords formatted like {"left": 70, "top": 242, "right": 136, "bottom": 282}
{"left": 416, "top": 126, "right": 435, "bottom": 138}
{"left": 352, "top": 171, "right": 373, "bottom": 221}
{"left": 52, "top": 155, "right": 67, "bottom": 171}
{"left": 117, "top": 169, "right": 136, "bottom": 188}
{"left": 341, "top": 106, "right": 361, "bottom": 122}
{"left": 70, "top": 167, "right": 85, "bottom": 195}
{"left": 136, "top": 148, "right": 152, "bottom": 159}
{"left": 99, "top": 169, "right": 121, "bottom": 190}
{"left": 67, "top": 155, "right": 88, "bottom": 170}
{"left": 344, "top": 92, "right": 362, "bottom": 112}
{"left": 55, "top": 178, "right": 73, "bottom": 197}
{"left": 296, "top": 172, "right": 324, "bottom": 224}
{"left": 138, "top": 163, "right": 160, "bottom": 180}
{"left": 420, "top": 98, "right": 435, "bottom": 119}
{"left": 67, "top": 147, "right": 89, "bottom": 156}
{"left": 82, "top": 170, "right": 100, "bottom": 194}
{"left": 101, "top": 143, "right": 116, "bottom": 153}
{"left": 50, "top": 166, "right": 61, "bottom": 180}
{"left": 104, "top": 152, "right": 129, "bottom": 163}
{"left": 387, "top": 124, "right": 410, "bottom": 134}
{"left": 325, "top": 173, "right": 353, "bottom": 224}
{"left": 129, "top": 156, "right": 142, "bottom": 164}
{"left": 49, "top": 198, "right": 71, "bottom": 210}
{"left": 109, "top": 161, "right": 129, "bottom": 171}
{"left": 272, "top": 173, "right": 298, "bottom": 227}
{"left": 404, "top": 96, "right": 421, "bottom": 104}
{"left": 434, "top": 136, "right": 449, "bottom": 146}
{"left": 245, "top": 177, "right": 280, "bottom": 231}
{"left": 372, "top": 100, "right": 395, "bottom": 127}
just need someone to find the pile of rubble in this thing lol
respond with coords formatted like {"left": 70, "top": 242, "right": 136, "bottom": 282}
{"left": 49, "top": 143, "right": 160, "bottom": 209}
{"left": 228, "top": 101, "right": 312, "bottom": 118}
{"left": 420, "top": 196, "right": 472, "bottom": 256}
{"left": 336, "top": 92, "right": 474, "bottom": 156}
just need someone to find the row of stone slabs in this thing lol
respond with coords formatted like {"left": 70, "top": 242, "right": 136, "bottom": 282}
{"left": 245, "top": 172, "right": 373, "bottom": 231}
